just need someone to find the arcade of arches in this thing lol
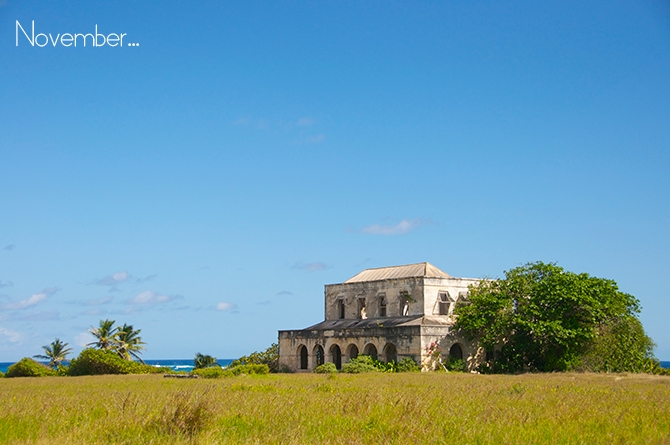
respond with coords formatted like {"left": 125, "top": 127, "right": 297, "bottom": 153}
{"left": 292, "top": 339, "right": 463, "bottom": 371}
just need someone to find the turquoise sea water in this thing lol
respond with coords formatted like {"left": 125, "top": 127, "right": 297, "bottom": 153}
{"left": 0, "top": 359, "right": 234, "bottom": 374}
{"left": 1, "top": 359, "right": 668, "bottom": 375}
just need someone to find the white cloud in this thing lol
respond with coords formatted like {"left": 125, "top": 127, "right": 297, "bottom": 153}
{"left": 129, "top": 290, "right": 180, "bottom": 305}
{"left": 292, "top": 262, "right": 329, "bottom": 272}
{"left": 2, "top": 244, "right": 15, "bottom": 251}
{"left": 215, "top": 302, "right": 236, "bottom": 311}
{"left": 306, "top": 134, "right": 325, "bottom": 144}
{"left": 0, "top": 280, "right": 13, "bottom": 289}
{"left": 96, "top": 271, "right": 129, "bottom": 286}
{"left": 74, "top": 331, "right": 95, "bottom": 347}
{"left": 297, "top": 117, "right": 315, "bottom": 126}
{"left": 16, "top": 311, "right": 59, "bottom": 321}
{"left": 276, "top": 290, "right": 293, "bottom": 296}
{"left": 0, "top": 326, "right": 20, "bottom": 344}
{"left": 0, "top": 287, "right": 57, "bottom": 311}
{"left": 84, "top": 296, "right": 114, "bottom": 306}
{"left": 360, "top": 218, "right": 427, "bottom": 235}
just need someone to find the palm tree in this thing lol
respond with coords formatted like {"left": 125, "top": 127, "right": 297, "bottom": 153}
{"left": 194, "top": 352, "right": 220, "bottom": 369}
{"left": 87, "top": 319, "right": 118, "bottom": 350}
{"left": 116, "top": 324, "right": 146, "bottom": 363}
{"left": 34, "top": 338, "right": 73, "bottom": 369}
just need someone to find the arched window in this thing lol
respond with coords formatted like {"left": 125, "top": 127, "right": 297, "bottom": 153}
{"left": 449, "top": 343, "right": 463, "bottom": 360}
{"left": 330, "top": 344, "right": 342, "bottom": 369}
{"left": 346, "top": 344, "right": 359, "bottom": 362}
{"left": 383, "top": 343, "right": 397, "bottom": 364}
{"left": 298, "top": 345, "right": 308, "bottom": 370}
{"left": 314, "top": 345, "right": 325, "bottom": 367}
{"left": 363, "top": 343, "right": 378, "bottom": 361}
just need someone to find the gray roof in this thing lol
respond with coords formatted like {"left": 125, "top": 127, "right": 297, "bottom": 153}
{"left": 344, "top": 262, "right": 451, "bottom": 283}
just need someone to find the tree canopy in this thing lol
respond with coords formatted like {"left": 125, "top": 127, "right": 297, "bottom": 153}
{"left": 34, "top": 338, "right": 72, "bottom": 369}
{"left": 454, "top": 262, "right": 656, "bottom": 373}
{"left": 87, "top": 319, "right": 146, "bottom": 362}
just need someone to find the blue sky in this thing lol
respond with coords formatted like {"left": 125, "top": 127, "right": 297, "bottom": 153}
{"left": 0, "top": 1, "right": 669, "bottom": 361}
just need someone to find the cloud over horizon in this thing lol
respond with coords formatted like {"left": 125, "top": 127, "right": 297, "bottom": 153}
{"left": 0, "top": 287, "right": 57, "bottom": 311}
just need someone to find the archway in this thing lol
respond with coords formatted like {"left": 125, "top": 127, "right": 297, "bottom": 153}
{"left": 449, "top": 343, "right": 463, "bottom": 360}
{"left": 314, "top": 344, "right": 325, "bottom": 368}
{"left": 298, "top": 345, "right": 308, "bottom": 370}
{"left": 363, "top": 343, "right": 378, "bottom": 361}
{"left": 346, "top": 344, "right": 359, "bottom": 362}
{"left": 330, "top": 344, "right": 342, "bottom": 369}
{"left": 383, "top": 343, "right": 397, "bottom": 363}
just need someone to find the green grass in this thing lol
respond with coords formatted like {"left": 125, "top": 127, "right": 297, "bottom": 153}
{"left": 0, "top": 372, "right": 669, "bottom": 444}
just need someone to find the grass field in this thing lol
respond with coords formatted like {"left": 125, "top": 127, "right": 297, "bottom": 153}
{"left": 1, "top": 372, "right": 669, "bottom": 444}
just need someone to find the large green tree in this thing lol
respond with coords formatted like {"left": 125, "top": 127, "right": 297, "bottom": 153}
{"left": 115, "top": 324, "right": 147, "bottom": 363}
{"left": 34, "top": 338, "right": 73, "bottom": 369}
{"left": 87, "top": 319, "right": 118, "bottom": 350}
{"left": 87, "top": 319, "right": 147, "bottom": 363}
{"left": 454, "top": 262, "right": 656, "bottom": 373}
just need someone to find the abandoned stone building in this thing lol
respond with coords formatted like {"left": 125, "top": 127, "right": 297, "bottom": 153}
{"left": 278, "top": 262, "right": 482, "bottom": 372}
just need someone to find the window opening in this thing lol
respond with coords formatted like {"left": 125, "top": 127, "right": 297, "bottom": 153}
{"left": 449, "top": 343, "right": 463, "bottom": 361}
{"left": 347, "top": 344, "right": 359, "bottom": 361}
{"left": 378, "top": 294, "right": 387, "bottom": 317}
{"left": 438, "top": 292, "right": 450, "bottom": 315}
{"left": 358, "top": 297, "right": 367, "bottom": 319}
{"left": 330, "top": 344, "right": 342, "bottom": 370}
{"left": 363, "top": 343, "right": 378, "bottom": 361}
{"left": 299, "top": 345, "right": 308, "bottom": 370}
{"left": 384, "top": 343, "right": 397, "bottom": 364}
{"left": 400, "top": 291, "right": 411, "bottom": 316}
{"left": 337, "top": 298, "right": 345, "bottom": 319}
{"left": 315, "top": 345, "right": 325, "bottom": 367}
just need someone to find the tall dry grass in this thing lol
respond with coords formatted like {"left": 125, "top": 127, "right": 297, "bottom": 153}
{"left": 0, "top": 372, "right": 669, "bottom": 444}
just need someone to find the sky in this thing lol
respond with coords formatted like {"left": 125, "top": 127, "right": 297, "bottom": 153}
{"left": 0, "top": 1, "right": 669, "bottom": 361}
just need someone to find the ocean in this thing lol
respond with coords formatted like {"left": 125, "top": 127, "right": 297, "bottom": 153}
{"left": 0, "top": 358, "right": 234, "bottom": 374}
{"left": 1, "top": 359, "right": 668, "bottom": 375}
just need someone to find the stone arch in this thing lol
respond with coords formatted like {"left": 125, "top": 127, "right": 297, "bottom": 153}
{"left": 383, "top": 343, "right": 397, "bottom": 363}
{"left": 298, "top": 344, "right": 308, "bottom": 370}
{"left": 329, "top": 344, "right": 342, "bottom": 369}
{"left": 313, "top": 344, "right": 325, "bottom": 368}
{"left": 363, "top": 343, "right": 378, "bottom": 360}
{"left": 346, "top": 344, "right": 359, "bottom": 362}
{"left": 449, "top": 343, "right": 463, "bottom": 360}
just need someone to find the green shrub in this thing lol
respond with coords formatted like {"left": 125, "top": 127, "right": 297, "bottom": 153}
{"left": 231, "top": 343, "right": 279, "bottom": 373}
{"left": 341, "top": 355, "right": 378, "bottom": 374}
{"left": 0, "top": 371, "right": 4, "bottom": 378}
{"left": 397, "top": 357, "right": 420, "bottom": 372}
{"left": 67, "top": 348, "right": 165, "bottom": 376}
{"left": 5, "top": 358, "right": 57, "bottom": 378}
{"left": 191, "top": 367, "right": 228, "bottom": 378}
{"left": 227, "top": 364, "right": 270, "bottom": 376}
{"left": 314, "top": 362, "right": 338, "bottom": 374}
{"left": 445, "top": 358, "right": 467, "bottom": 372}
{"left": 191, "top": 363, "right": 270, "bottom": 379}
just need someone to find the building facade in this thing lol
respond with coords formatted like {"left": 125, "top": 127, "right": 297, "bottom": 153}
{"left": 278, "top": 262, "right": 482, "bottom": 372}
